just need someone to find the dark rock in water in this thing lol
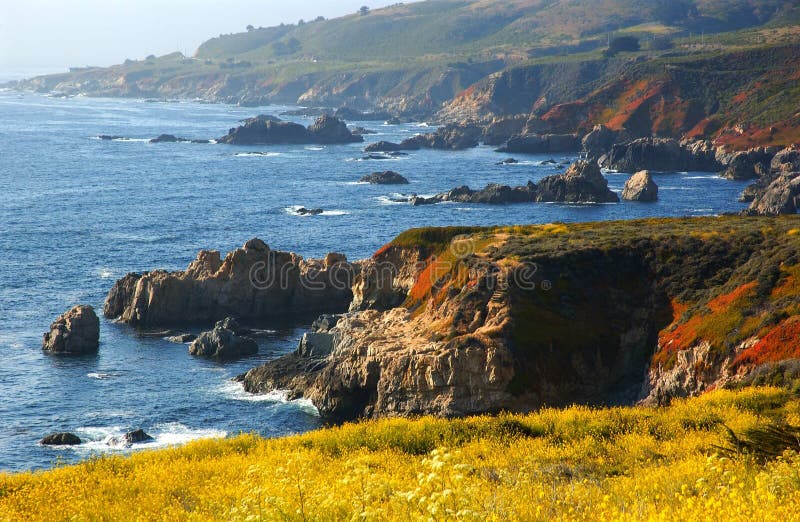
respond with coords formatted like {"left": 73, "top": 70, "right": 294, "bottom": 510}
{"left": 400, "top": 123, "right": 481, "bottom": 150}
{"left": 603, "top": 138, "right": 721, "bottom": 173}
{"left": 334, "top": 107, "right": 391, "bottom": 121}
{"left": 40, "top": 432, "right": 81, "bottom": 445}
{"left": 387, "top": 151, "right": 408, "bottom": 157}
{"left": 411, "top": 161, "right": 617, "bottom": 205}
{"left": 385, "top": 117, "right": 402, "bottom": 125}
{"left": 541, "top": 159, "right": 557, "bottom": 165}
{"left": 350, "top": 126, "right": 377, "bottom": 136}
{"left": 296, "top": 207, "right": 324, "bottom": 216}
{"left": 535, "top": 161, "right": 619, "bottom": 203}
{"left": 124, "top": 429, "right": 154, "bottom": 444}
{"left": 308, "top": 114, "right": 364, "bottom": 144}
{"left": 364, "top": 141, "right": 404, "bottom": 152}
{"left": 189, "top": 318, "right": 258, "bottom": 359}
{"left": 359, "top": 171, "right": 409, "bottom": 184}
{"left": 149, "top": 134, "right": 189, "bottom": 143}
{"left": 218, "top": 115, "right": 309, "bottom": 145}
{"left": 497, "top": 133, "right": 580, "bottom": 154}
{"left": 104, "top": 239, "right": 355, "bottom": 327}
{"left": 98, "top": 135, "right": 123, "bottom": 140}
{"left": 622, "top": 170, "right": 658, "bottom": 202}
{"left": 191, "top": 139, "right": 211, "bottom": 144}
{"left": 165, "top": 333, "right": 197, "bottom": 344}
{"left": 361, "top": 154, "right": 393, "bottom": 161}
{"left": 497, "top": 158, "right": 518, "bottom": 165}
{"left": 42, "top": 305, "right": 100, "bottom": 354}
{"left": 744, "top": 172, "right": 800, "bottom": 215}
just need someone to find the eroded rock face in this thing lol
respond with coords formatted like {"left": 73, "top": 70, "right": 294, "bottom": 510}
{"left": 745, "top": 172, "right": 800, "bottom": 215}
{"left": 534, "top": 160, "right": 619, "bottom": 203}
{"left": 719, "top": 148, "right": 772, "bottom": 180}
{"left": 481, "top": 115, "right": 528, "bottom": 146}
{"left": 42, "top": 305, "right": 100, "bottom": 354}
{"left": 604, "top": 138, "right": 722, "bottom": 173}
{"left": 307, "top": 114, "right": 364, "bottom": 144}
{"left": 399, "top": 123, "right": 482, "bottom": 150}
{"left": 496, "top": 133, "right": 580, "bottom": 154}
{"left": 104, "top": 239, "right": 356, "bottom": 327}
{"left": 771, "top": 146, "right": 800, "bottom": 173}
{"left": 189, "top": 317, "right": 258, "bottom": 359}
{"left": 622, "top": 170, "right": 658, "bottom": 202}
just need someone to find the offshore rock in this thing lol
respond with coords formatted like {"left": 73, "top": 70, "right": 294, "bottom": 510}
{"left": 42, "top": 305, "right": 100, "bottom": 354}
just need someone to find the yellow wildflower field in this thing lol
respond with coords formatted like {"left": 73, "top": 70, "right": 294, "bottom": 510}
{"left": 2, "top": 387, "right": 800, "bottom": 521}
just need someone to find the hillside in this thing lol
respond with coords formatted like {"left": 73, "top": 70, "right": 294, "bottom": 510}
{"left": 9, "top": 0, "right": 800, "bottom": 136}
{"left": 2, "top": 386, "right": 799, "bottom": 519}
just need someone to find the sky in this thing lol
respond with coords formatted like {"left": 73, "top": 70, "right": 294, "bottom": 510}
{"left": 0, "top": 0, "right": 398, "bottom": 76}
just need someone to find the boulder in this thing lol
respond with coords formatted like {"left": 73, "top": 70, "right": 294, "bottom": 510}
{"left": 307, "top": 114, "right": 364, "bottom": 144}
{"left": 103, "top": 239, "right": 356, "bottom": 327}
{"left": 622, "top": 170, "right": 658, "bottom": 202}
{"left": 364, "top": 141, "right": 404, "bottom": 152}
{"left": 496, "top": 133, "right": 580, "bottom": 154}
{"left": 534, "top": 161, "right": 619, "bottom": 203}
{"left": 189, "top": 318, "right": 259, "bottom": 359}
{"left": 40, "top": 433, "right": 81, "bottom": 445}
{"left": 400, "top": 123, "right": 482, "bottom": 150}
{"left": 42, "top": 305, "right": 100, "bottom": 354}
{"left": 745, "top": 172, "right": 800, "bottom": 215}
{"left": 359, "top": 171, "right": 409, "bottom": 184}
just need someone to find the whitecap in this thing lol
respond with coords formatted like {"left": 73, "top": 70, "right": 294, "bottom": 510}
{"left": 219, "top": 381, "right": 319, "bottom": 415}
{"left": 86, "top": 372, "right": 113, "bottom": 380}
{"left": 321, "top": 210, "right": 349, "bottom": 216}
{"left": 64, "top": 424, "right": 226, "bottom": 454}
{"left": 305, "top": 146, "right": 325, "bottom": 151}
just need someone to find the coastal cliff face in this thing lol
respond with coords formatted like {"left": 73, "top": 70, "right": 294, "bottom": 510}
{"left": 104, "top": 239, "right": 355, "bottom": 327}
{"left": 242, "top": 217, "right": 800, "bottom": 419}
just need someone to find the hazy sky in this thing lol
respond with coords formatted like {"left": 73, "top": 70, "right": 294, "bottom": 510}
{"left": 0, "top": 1, "right": 398, "bottom": 75}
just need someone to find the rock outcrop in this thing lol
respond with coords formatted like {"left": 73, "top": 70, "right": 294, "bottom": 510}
{"left": 104, "top": 239, "right": 356, "bottom": 327}
{"left": 40, "top": 433, "right": 81, "bottom": 445}
{"left": 364, "top": 141, "right": 405, "bottom": 153}
{"left": 399, "top": 123, "right": 482, "bottom": 150}
{"left": 217, "top": 115, "right": 362, "bottom": 145}
{"left": 481, "top": 116, "right": 528, "bottom": 146}
{"left": 603, "top": 138, "right": 722, "bottom": 173}
{"left": 410, "top": 161, "right": 617, "bottom": 205}
{"left": 496, "top": 133, "right": 580, "bottom": 154}
{"left": 189, "top": 317, "right": 259, "bottom": 359}
{"left": 107, "top": 429, "right": 154, "bottom": 447}
{"left": 359, "top": 171, "right": 409, "bottom": 184}
{"left": 745, "top": 172, "right": 800, "bottom": 215}
{"left": 42, "top": 305, "right": 100, "bottom": 354}
{"left": 719, "top": 148, "right": 773, "bottom": 180}
{"left": 622, "top": 170, "right": 658, "bottom": 201}
{"left": 239, "top": 217, "right": 800, "bottom": 419}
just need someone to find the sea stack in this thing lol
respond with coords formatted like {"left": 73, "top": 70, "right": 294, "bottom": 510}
{"left": 42, "top": 305, "right": 100, "bottom": 354}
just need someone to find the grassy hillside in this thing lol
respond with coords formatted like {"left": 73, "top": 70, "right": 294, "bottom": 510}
{"left": 2, "top": 386, "right": 800, "bottom": 519}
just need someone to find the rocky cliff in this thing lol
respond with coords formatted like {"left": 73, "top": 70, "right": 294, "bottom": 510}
{"left": 241, "top": 216, "right": 800, "bottom": 419}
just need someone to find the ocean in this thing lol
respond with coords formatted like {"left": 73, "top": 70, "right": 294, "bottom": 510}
{"left": 0, "top": 90, "right": 750, "bottom": 471}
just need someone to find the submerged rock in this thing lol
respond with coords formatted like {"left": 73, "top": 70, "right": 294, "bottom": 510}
{"left": 497, "top": 158, "right": 518, "bottom": 165}
{"left": 296, "top": 207, "right": 324, "bottom": 216}
{"left": 149, "top": 134, "right": 189, "bottom": 143}
{"left": 42, "top": 305, "right": 100, "bottom": 354}
{"left": 40, "top": 432, "right": 81, "bottom": 445}
{"left": 359, "top": 171, "right": 409, "bottom": 184}
{"left": 622, "top": 170, "right": 658, "bottom": 202}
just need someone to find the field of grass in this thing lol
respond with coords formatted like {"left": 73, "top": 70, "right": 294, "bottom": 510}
{"left": 2, "top": 386, "right": 800, "bottom": 520}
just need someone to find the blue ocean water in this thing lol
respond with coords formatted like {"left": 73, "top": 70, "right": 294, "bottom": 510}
{"left": 0, "top": 90, "right": 750, "bottom": 472}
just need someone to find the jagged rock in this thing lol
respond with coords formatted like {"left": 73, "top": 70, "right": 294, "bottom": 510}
{"left": 364, "top": 141, "right": 404, "bottom": 152}
{"left": 359, "top": 171, "right": 409, "bottom": 184}
{"left": 534, "top": 161, "right": 619, "bottom": 203}
{"left": 581, "top": 125, "right": 631, "bottom": 161}
{"left": 217, "top": 115, "right": 362, "bottom": 145}
{"left": 604, "top": 138, "right": 722, "bottom": 173}
{"left": 400, "top": 123, "right": 482, "bottom": 150}
{"left": 719, "top": 148, "right": 772, "bottom": 180}
{"left": 745, "top": 172, "right": 800, "bottom": 215}
{"left": 622, "top": 170, "right": 658, "bottom": 202}
{"left": 496, "top": 133, "right": 580, "bottom": 154}
{"left": 739, "top": 171, "right": 781, "bottom": 202}
{"left": 40, "top": 433, "right": 81, "bottom": 445}
{"left": 497, "top": 158, "right": 518, "bottom": 165}
{"left": 107, "top": 429, "right": 154, "bottom": 447}
{"left": 482, "top": 116, "right": 528, "bottom": 146}
{"left": 149, "top": 134, "right": 189, "bottom": 143}
{"left": 42, "top": 305, "right": 100, "bottom": 354}
{"left": 307, "top": 114, "right": 364, "bottom": 144}
{"left": 103, "top": 239, "right": 356, "bottom": 327}
{"left": 411, "top": 183, "right": 536, "bottom": 205}
{"left": 189, "top": 319, "right": 258, "bottom": 359}
{"left": 296, "top": 207, "right": 324, "bottom": 216}
{"left": 770, "top": 146, "right": 800, "bottom": 173}
{"left": 350, "top": 126, "right": 376, "bottom": 136}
